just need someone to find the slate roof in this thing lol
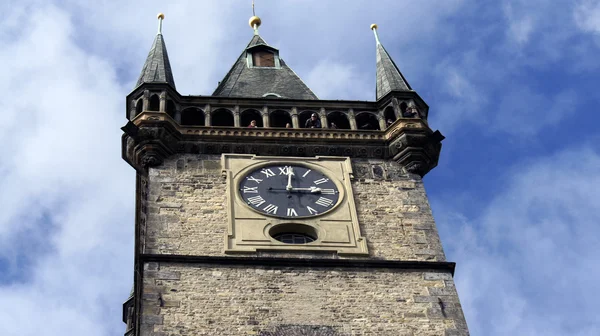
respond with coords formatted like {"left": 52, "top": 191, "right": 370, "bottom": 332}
{"left": 136, "top": 33, "right": 176, "bottom": 89}
{"left": 376, "top": 42, "right": 412, "bottom": 100}
{"left": 212, "top": 34, "right": 318, "bottom": 100}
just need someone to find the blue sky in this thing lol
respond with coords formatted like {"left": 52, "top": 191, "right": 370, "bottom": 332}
{"left": 1, "top": 0, "right": 599, "bottom": 335}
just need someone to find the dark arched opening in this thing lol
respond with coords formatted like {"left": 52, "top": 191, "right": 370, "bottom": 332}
{"left": 327, "top": 111, "right": 351, "bottom": 129}
{"left": 181, "top": 107, "right": 205, "bottom": 126}
{"left": 400, "top": 102, "right": 408, "bottom": 117}
{"left": 269, "top": 110, "right": 292, "bottom": 128}
{"left": 212, "top": 108, "right": 234, "bottom": 127}
{"left": 299, "top": 111, "right": 316, "bottom": 128}
{"left": 384, "top": 106, "right": 396, "bottom": 127}
{"left": 356, "top": 112, "right": 380, "bottom": 130}
{"left": 135, "top": 99, "right": 143, "bottom": 115}
{"left": 241, "top": 109, "right": 263, "bottom": 127}
{"left": 166, "top": 100, "right": 176, "bottom": 120}
{"left": 148, "top": 94, "right": 160, "bottom": 111}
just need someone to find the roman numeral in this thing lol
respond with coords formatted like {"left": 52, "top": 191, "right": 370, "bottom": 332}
{"left": 321, "top": 189, "right": 336, "bottom": 195}
{"left": 302, "top": 169, "right": 312, "bottom": 178}
{"left": 315, "top": 197, "right": 334, "bottom": 207}
{"left": 242, "top": 186, "right": 258, "bottom": 193}
{"left": 247, "top": 195, "right": 266, "bottom": 207}
{"left": 278, "top": 166, "right": 292, "bottom": 175}
{"left": 286, "top": 208, "right": 298, "bottom": 217}
{"left": 263, "top": 204, "right": 278, "bottom": 215}
{"left": 260, "top": 169, "right": 276, "bottom": 178}
{"left": 314, "top": 178, "right": 329, "bottom": 185}
{"left": 246, "top": 176, "right": 263, "bottom": 184}
{"left": 307, "top": 206, "right": 318, "bottom": 215}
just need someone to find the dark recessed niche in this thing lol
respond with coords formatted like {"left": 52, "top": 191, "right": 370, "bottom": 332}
{"left": 269, "top": 224, "right": 317, "bottom": 244}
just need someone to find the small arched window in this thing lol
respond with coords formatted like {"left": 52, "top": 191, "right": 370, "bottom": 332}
{"left": 212, "top": 108, "right": 234, "bottom": 127}
{"left": 181, "top": 108, "right": 205, "bottom": 126}
{"left": 356, "top": 112, "right": 380, "bottom": 130}
{"left": 269, "top": 110, "right": 292, "bottom": 128}
{"left": 148, "top": 94, "right": 160, "bottom": 111}
{"left": 166, "top": 100, "right": 176, "bottom": 120}
{"left": 384, "top": 106, "right": 396, "bottom": 127}
{"left": 327, "top": 112, "right": 351, "bottom": 130}
{"left": 135, "top": 99, "right": 143, "bottom": 115}
{"left": 241, "top": 109, "right": 263, "bottom": 127}
{"left": 299, "top": 111, "right": 316, "bottom": 128}
{"left": 269, "top": 224, "right": 318, "bottom": 245}
{"left": 400, "top": 102, "right": 408, "bottom": 117}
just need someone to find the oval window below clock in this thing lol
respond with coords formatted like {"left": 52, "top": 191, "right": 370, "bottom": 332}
{"left": 269, "top": 224, "right": 317, "bottom": 244}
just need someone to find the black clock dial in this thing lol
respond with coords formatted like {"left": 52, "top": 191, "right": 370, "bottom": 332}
{"left": 239, "top": 164, "right": 340, "bottom": 218}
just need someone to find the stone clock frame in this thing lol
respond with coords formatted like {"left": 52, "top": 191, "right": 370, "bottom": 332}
{"left": 222, "top": 154, "right": 369, "bottom": 255}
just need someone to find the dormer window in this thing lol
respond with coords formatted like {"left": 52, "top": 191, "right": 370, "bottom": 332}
{"left": 253, "top": 50, "right": 275, "bottom": 67}
{"left": 246, "top": 47, "right": 280, "bottom": 68}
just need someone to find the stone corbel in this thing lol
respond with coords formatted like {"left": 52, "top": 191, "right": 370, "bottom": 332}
{"left": 388, "top": 130, "right": 444, "bottom": 177}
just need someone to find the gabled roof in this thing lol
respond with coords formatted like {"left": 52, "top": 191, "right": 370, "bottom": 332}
{"left": 136, "top": 33, "right": 176, "bottom": 89}
{"left": 375, "top": 38, "right": 412, "bottom": 100}
{"left": 212, "top": 34, "right": 318, "bottom": 100}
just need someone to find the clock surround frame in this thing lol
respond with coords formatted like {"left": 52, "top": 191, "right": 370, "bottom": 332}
{"left": 222, "top": 154, "right": 369, "bottom": 255}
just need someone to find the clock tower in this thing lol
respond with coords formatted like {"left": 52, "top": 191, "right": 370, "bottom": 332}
{"left": 121, "top": 14, "right": 469, "bottom": 336}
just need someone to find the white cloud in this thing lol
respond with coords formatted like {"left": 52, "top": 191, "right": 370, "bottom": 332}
{"left": 437, "top": 145, "right": 600, "bottom": 335}
{"left": 0, "top": 3, "right": 133, "bottom": 335}
{"left": 504, "top": 2, "right": 535, "bottom": 45}
{"left": 574, "top": 0, "right": 600, "bottom": 34}
{"left": 305, "top": 60, "right": 370, "bottom": 100}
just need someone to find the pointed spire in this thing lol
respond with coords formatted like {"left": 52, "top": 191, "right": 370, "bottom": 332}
{"left": 136, "top": 13, "right": 176, "bottom": 89}
{"left": 371, "top": 24, "right": 412, "bottom": 100}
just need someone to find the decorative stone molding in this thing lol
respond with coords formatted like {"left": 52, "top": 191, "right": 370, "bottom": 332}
{"left": 122, "top": 110, "right": 442, "bottom": 176}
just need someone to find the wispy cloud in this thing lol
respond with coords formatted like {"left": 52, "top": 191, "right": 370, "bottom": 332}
{"left": 574, "top": 0, "right": 600, "bottom": 35}
{"left": 305, "top": 60, "right": 371, "bottom": 100}
{"left": 1, "top": 0, "right": 599, "bottom": 335}
{"left": 436, "top": 145, "right": 600, "bottom": 335}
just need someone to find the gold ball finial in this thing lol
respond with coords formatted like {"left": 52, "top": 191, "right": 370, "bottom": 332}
{"left": 370, "top": 23, "right": 378, "bottom": 30}
{"left": 249, "top": 16, "right": 262, "bottom": 29}
{"left": 157, "top": 13, "right": 165, "bottom": 20}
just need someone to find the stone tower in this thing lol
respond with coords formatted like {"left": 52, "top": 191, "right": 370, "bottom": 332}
{"left": 121, "top": 14, "right": 469, "bottom": 336}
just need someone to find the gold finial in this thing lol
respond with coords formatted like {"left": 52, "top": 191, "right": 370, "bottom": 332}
{"left": 157, "top": 13, "right": 165, "bottom": 34}
{"left": 249, "top": 16, "right": 262, "bottom": 29}
{"left": 249, "top": 1, "right": 261, "bottom": 34}
{"left": 370, "top": 23, "right": 380, "bottom": 44}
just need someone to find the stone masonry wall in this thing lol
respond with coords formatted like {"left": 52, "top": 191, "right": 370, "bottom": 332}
{"left": 144, "top": 155, "right": 446, "bottom": 261}
{"left": 140, "top": 263, "right": 468, "bottom": 336}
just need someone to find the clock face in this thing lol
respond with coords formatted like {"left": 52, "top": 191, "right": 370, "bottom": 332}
{"left": 239, "top": 164, "right": 340, "bottom": 218}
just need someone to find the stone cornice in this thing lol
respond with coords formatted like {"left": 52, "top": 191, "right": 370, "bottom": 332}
{"left": 122, "top": 111, "right": 443, "bottom": 176}
{"left": 140, "top": 254, "right": 456, "bottom": 276}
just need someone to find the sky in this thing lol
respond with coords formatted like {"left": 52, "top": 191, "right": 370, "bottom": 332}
{"left": 0, "top": 0, "right": 599, "bottom": 335}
